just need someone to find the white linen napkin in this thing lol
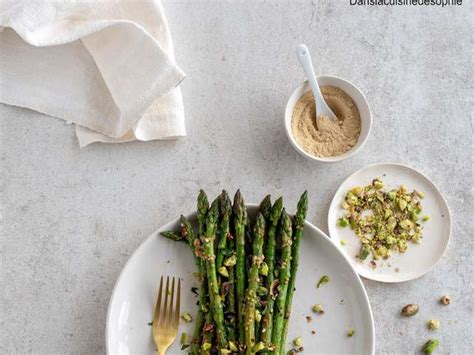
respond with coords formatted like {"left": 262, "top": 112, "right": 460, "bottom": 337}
{"left": 0, "top": 0, "right": 186, "bottom": 147}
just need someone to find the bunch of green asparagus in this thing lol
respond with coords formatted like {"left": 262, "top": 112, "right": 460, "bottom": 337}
{"left": 160, "top": 189, "right": 308, "bottom": 354}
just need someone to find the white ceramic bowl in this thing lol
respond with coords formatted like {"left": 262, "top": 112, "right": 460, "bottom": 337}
{"left": 284, "top": 76, "right": 372, "bottom": 163}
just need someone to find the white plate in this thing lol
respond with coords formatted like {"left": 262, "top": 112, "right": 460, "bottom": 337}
{"left": 107, "top": 205, "right": 375, "bottom": 354}
{"left": 328, "top": 163, "right": 451, "bottom": 283}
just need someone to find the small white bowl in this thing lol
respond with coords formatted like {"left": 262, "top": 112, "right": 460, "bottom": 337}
{"left": 284, "top": 76, "right": 372, "bottom": 163}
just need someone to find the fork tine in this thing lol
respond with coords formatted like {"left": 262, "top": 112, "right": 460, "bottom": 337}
{"left": 153, "top": 276, "right": 163, "bottom": 325}
{"left": 174, "top": 278, "right": 181, "bottom": 328}
{"left": 162, "top": 276, "right": 170, "bottom": 325}
{"left": 168, "top": 277, "right": 175, "bottom": 326}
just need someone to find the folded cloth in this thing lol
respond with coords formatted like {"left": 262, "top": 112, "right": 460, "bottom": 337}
{"left": 0, "top": 0, "right": 186, "bottom": 147}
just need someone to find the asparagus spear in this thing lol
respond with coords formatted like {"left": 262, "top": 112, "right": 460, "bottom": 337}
{"left": 190, "top": 190, "right": 210, "bottom": 354}
{"left": 254, "top": 194, "right": 271, "bottom": 344}
{"left": 280, "top": 191, "right": 308, "bottom": 354}
{"left": 258, "top": 194, "right": 272, "bottom": 220}
{"left": 233, "top": 190, "right": 247, "bottom": 346}
{"left": 271, "top": 209, "right": 292, "bottom": 353}
{"left": 244, "top": 213, "right": 266, "bottom": 354}
{"left": 202, "top": 198, "right": 228, "bottom": 350}
{"left": 260, "top": 197, "right": 283, "bottom": 349}
{"left": 216, "top": 191, "right": 232, "bottom": 274}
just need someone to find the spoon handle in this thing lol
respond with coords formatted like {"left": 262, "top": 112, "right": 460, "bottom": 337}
{"left": 296, "top": 44, "right": 324, "bottom": 103}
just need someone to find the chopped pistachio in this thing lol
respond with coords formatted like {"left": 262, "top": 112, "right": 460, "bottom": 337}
{"left": 398, "top": 198, "right": 407, "bottom": 211}
{"left": 440, "top": 295, "right": 451, "bottom": 305}
{"left": 201, "top": 342, "right": 212, "bottom": 351}
{"left": 255, "top": 309, "right": 262, "bottom": 322}
{"left": 427, "top": 319, "right": 440, "bottom": 331}
{"left": 220, "top": 350, "right": 231, "bottom": 354}
{"left": 422, "top": 339, "right": 439, "bottom": 354}
{"left": 347, "top": 328, "right": 355, "bottom": 337}
{"left": 252, "top": 341, "right": 265, "bottom": 352}
{"left": 224, "top": 254, "right": 237, "bottom": 267}
{"left": 400, "top": 219, "right": 414, "bottom": 230}
{"left": 338, "top": 180, "right": 427, "bottom": 262}
{"left": 317, "top": 275, "right": 330, "bottom": 288}
{"left": 340, "top": 240, "right": 346, "bottom": 246}
{"left": 228, "top": 341, "right": 238, "bottom": 351}
{"left": 373, "top": 179, "right": 384, "bottom": 189}
{"left": 422, "top": 215, "right": 430, "bottom": 222}
{"left": 358, "top": 245, "right": 370, "bottom": 260}
{"left": 218, "top": 266, "right": 229, "bottom": 278}
{"left": 260, "top": 261, "right": 269, "bottom": 276}
{"left": 180, "top": 332, "right": 187, "bottom": 345}
{"left": 293, "top": 337, "right": 303, "bottom": 347}
{"left": 401, "top": 304, "right": 419, "bottom": 317}
{"left": 416, "top": 190, "right": 425, "bottom": 199}
{"left": 338, "top": 217, "right": 349, "bottom": 227}
{"left": 312, "top": 304, "right": 324, "bottom": 314}
{"left": 256, "top": 285, "right": 268, "bottom": 296}
{"left": 181, "top": 312, "right": 193, "bottom": 322}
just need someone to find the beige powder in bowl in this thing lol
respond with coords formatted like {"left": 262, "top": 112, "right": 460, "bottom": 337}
{"left": 291, "top": 86, "right": 361, "bottom": 158}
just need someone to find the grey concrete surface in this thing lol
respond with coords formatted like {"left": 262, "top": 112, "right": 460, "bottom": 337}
{"left": 1, "top": 1, "right": 472, "bottom": 354}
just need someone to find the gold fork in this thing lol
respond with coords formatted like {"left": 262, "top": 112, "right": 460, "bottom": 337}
{"left": 152, "top": 275, "right": 181, "bottom": 355}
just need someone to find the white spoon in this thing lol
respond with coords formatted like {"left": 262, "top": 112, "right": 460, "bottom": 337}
{"left": 296, "top": 44, "right": 338, "bottom": 123}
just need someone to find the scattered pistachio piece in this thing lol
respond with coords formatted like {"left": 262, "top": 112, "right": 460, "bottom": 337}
{"left": 317, "top": 275, "right": 330, "bottom": 288}
{"left": 252, "top": 341, "right": 265, "bottom": 352}
{"left": 293, "top": 337, "right": 303, "bottom": 347}
{"left": 416, "top": 190, "right": 425, "bottom": 199}
{"left": 256, "top": 285, "right": 268, "bottom": 296}
{"left": 223, "top": 254, "right": 237, "bottom": 267}
{"left": 427, "top": 319, "right": 440, "bottom": 331}
{"left": 422, "top": 215, "right": 430, "bottom": 222}
{"left": 358, "top": 245, "right": 370, "bottom": 260}
{"left": 338, "top": 217, "right": 349, "bottom": 227}
{"left": 401, "top": 304, "right": 419, "bottom": 317}
{"left": 228, "top": 341, "right": 238, "bottom": 352}
{"left": 255, "top": 309, "right": 262, "bottom": 323}
{"left": 422, "top": 339, "right": 439, "bottom": 354}
{"left": 180, "top": 332, "right": 187, "bottom": 345}
{"left": 201, "top": 342, "right": 212, "bottom": 351}
{"left": 340, "top": 240, "right": 346, "bottom": 246}
{"left": 312, "top": 304, "right": 324, "bottom": 314}
{"left": 181, "top": 312, "right": 193, "bottom": 323}
{"left": 218, "top": 266, "right": 229, "bottom": 278}
{"left": 260, "top": 261, "right": 269, "bottom": 276}
{"left": 440, "top": 295, "right": 451, "bottom": 305}
{"left": 220, "top": 350, "right": 231, "bottom": 354}
{"left": 347, "top": 328, "right": 355, "bottom": 337}
{"left": 373, "top": 178, "right": 384, "bottom": 189}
